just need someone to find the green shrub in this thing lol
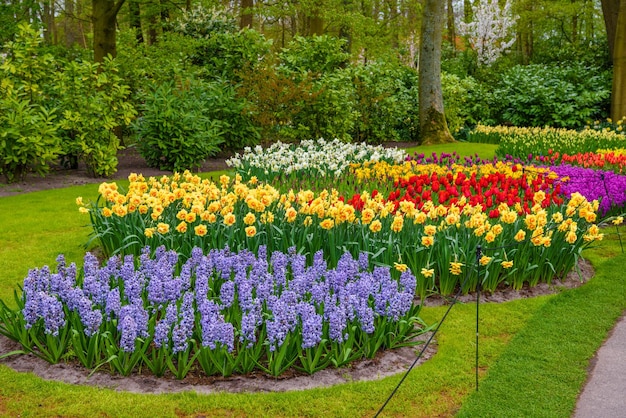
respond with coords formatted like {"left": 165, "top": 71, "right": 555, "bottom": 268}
{"left": 54, "top": 58, "right": 136, "bottom": 177}
{"left": 238, "top": 65, "right": 324, "bottom": 143}
{"left": 278, "top": 35, "right": 350, "bottom": 75}
{"left": 199, "top": 80, "right": 260, "bottom": 151}
{"left": 346, "top": 62, "right": 408, "bottom": 144}
{"left": 0, "top": 89, "right": 61, "bottom": 182}
{"left": 488, "top": 63, "right": 611, "bottom": 128}
{"left": 167, "top": 6, "right": 271, "bottom": 82}
{"left": 294, "top": 70, "right": 357, "bottom": 142}
{"left": 441, "top": 72, "right": 479, "bottom": 133}
{"left": 0, "top": 23, "right": 62, "bottom": 182}
{"left": 116, "top": 30, "right": 205, "bottom": 101}
{"left": 134, "top": 80, "right": 223, "bottom": 171}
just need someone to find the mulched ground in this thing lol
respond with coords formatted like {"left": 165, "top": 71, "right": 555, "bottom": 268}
{"left": 0, "top": 146, "right": 233, "bottom": 197}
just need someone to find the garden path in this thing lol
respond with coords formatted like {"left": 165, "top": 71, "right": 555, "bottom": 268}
{"left": 574, "top": 313, "right": 626, "bottom": 418}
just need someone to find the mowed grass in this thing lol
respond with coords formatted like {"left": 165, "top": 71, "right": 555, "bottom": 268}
{"left": 0, "top": 143, "right": 624, "bottom": 417}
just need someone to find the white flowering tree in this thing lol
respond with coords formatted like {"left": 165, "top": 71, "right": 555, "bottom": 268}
{"left": 459, "top": 0, "right": 518, "bottom": 66}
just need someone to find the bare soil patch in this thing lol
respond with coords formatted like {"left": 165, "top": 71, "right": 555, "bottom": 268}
{"left": 0, "top": 147, "right": 232, "bottom": 197}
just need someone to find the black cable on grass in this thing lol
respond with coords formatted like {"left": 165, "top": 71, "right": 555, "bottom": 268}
{"left": 475, "top": 245, "right": 482, "bottom": 391}
{"left": 375, "top": 169, "right": 623, "bottom": 416}
{"left": 374, "top": 245, "right": 482, "bottom": 417}
{"left": 374, "top": 240, "right": 534, "bottom": 416}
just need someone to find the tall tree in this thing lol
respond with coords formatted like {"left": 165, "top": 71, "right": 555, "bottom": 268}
{"left": 418, "top": 0, "right": 455, "bottom": 144}
{"left": 240, "top": 0, "right": 253, "bottom": 28}
{"left": 447, "top": 0, "right": 456, "bottom": 54}
{"left": 92, "top": 0, "right": 126, "bottom": 62}
{"left": 602, "top": 0, "right": 620, "bottom": 60}
{"left": 611, "top": 0, "right": 626, "bottom": 120}
{"left": 128, "top": 0, "right": 144, "bottom": 43}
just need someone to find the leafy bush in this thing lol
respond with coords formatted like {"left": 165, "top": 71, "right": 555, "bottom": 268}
{"left": 0, "top": 89, "right": 61, "bottom": 182}
{"left": 237, "top": 65, "right": 323, "bottom": 143}
{"left": 441, "top": 72, "right": 479, "bottom": 133}
{"left": 487, "top": 63, "right": 611, "bottom": 128}
{"left": 53, "top": 58, "right": 136, "bottom": 177}
{"left": 0, "top": 23, "right": 61, "bottom": 182}
{"left": 293, "top": 70, "right": 357, "bottom": 142}
{"left": 203, "top": 81, "right": 260, "bottom": 151}
{"left": 116, "top": 30, "right": 206, "bottom": 100}
{"left": 344, "top": 62, "right": 407, "bottom": 144}
{"left": 134, "top": 79, "right": 223, "bottom": 171}
{"left": 279, "top": 35, "right": 350, "bottom": 75}
{"left": 168, "top": 6, "right": 271, "bottom": 82}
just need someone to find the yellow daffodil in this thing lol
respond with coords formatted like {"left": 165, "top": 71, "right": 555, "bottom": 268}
{"left": 391, "top": 215, "right": 404, "bottom": 233}
{"left": 221, "top": 212, "right": 235, "bottom": 226}
{"left": 285, "top": 207, "right": 298, "bottom": 223}
{"left": 243, "top": 212, "right": 256, "bottom": 225}
{"left": 157, "top": 222, "right": 170, "bottom": 234}
{"left": 320, "top": 218, "right": 335, "bottom": 230}
{"left": 449, "top": 261, "right": 463, "bottom": 276}
{"left": 424, "top": 225, "right": 437, "bottom": 236}
{"left": 421, "top": 236, "right": 434, "bottom": 247}
{"left": 194, "top": 224, "right": 208, "bottom": 237}
{"left": 421, "top": 268, "right": 434, "bottom": 278}
{"left": 394, "top": 262, "right": 408, "bottom": 272}
{"left": 369, "top": 220, "right": 382, "bottom": 233}
{"left": 260, "top": 211, "right": 274, "bottom": 224}
{"left": 176, "top": 221, "right": 188, "bottom": 233}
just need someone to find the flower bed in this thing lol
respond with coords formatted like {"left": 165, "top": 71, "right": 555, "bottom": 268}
{"left": 2, "top": 137, "right": 623, "bottom": 381}
{"left": 79, "top": 166, "right": 602, "bottom": 298}
{"left": 467, "top": 124, "right": 626, "bottom": 157}
{"left": 0, "top": 246, "right": 427, "bottom": 378}
{"left": 225, "top": 138, "right": 407, "bottom": 183}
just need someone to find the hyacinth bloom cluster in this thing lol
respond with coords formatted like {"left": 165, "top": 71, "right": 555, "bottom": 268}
{"left": 552, "top": 165, "right": 626, "bottom": 216}
{"left": 225, "top": 138, "right": 406, "bottom": 182}
{"left": 1, "top": 246, "right": 424, "bottom": 377}
{"left": 467, "top": 124, "right": 626, "bottom": 156}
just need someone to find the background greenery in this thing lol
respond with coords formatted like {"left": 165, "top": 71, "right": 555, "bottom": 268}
{"left": 0, "top": 0, "right": 617, "bottom": 182}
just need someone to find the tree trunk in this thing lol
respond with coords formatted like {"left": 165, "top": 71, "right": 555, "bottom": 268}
{"left": 92, "top": 0, "right": 125, "bottom": 62}
{"left": 419, "top": 0, "right": 455, "bottom": 145}
{"left": 309, "top": 14, "right": 324, "bottom": 35}
{"left": 611, "top": 0, "right": 626, "bottom": 120}
{"left": 572, "top": 4, "right": 578, "bottom": 45}
{"left": 128, "top": 0, "right": 144, "bottom": 43}
{"left": 240, "top": 0, "right": 253, "bottom": 29}
{"left": 602, "top": 0, "right": 619, "bottom": 61}
{"left": 463, "top": 0, "right": 473, "bottom": 23}
{"left": 147, "top": 13, "right": 158, "bottom": 45}
{"left": 64, "top": 0, "right": 83, "bottom": 47}
{"left": 447, "top": 0, "right": 456, "bottom": 54}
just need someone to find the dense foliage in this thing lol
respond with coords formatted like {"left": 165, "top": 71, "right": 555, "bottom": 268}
{"left": 0, "top": 24, "right": 135, "bottom": 181}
